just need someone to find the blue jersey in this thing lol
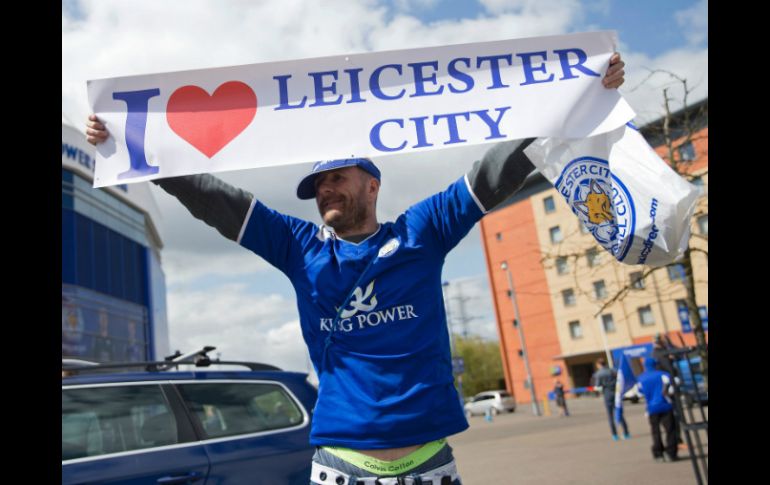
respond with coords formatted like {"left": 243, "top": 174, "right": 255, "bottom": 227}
{"left": 238, "top": 176, "right": 484, "bottom": 448}
{"left": 636, "top": 370, "right": 674, "bottom": 416}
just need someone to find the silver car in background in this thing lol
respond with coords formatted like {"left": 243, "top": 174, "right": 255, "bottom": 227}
{"left": 464, "top": 390, "right": 516, "bottom": 417}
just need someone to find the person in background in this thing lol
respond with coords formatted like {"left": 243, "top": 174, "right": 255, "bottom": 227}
{"left": 591, "top": 358, "right": 630, "bottom": 441}
{"left": 635, "top": 357, "right": 678, "bottom": 462}
{"left": 553, "top": 380, "right": 569, "bottom": 417}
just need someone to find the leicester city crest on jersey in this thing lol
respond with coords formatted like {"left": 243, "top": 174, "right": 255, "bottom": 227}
{"left": 555, "top": 157, "right": 636, "bottom": 262}
{"left": 378, "top": 238, "right": 400, "bottom": 258}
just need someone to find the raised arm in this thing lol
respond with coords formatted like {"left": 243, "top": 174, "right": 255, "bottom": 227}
{"left": 466, "top": 137, "right": 536, "bottom": 212}
{"left": 86, "top": 115, "right": 253, "bottom": 242}
{"left": 465, "top": 52, "right": 625, "bottom": 211}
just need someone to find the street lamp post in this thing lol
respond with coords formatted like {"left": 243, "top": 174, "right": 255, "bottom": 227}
{"left": 501, "top": 261, "right": 541, "bottom": 416}
{"left": 442, "top": 281, "right": 457, "bottom": 356}
{"left": 442, "top": 281, "right": 463, "bottom": 405}
{"left": 596, "top": 315, "right": 614, "bottom": 368}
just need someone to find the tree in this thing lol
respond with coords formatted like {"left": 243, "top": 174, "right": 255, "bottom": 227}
{"left": 453, "top": 335, "right": 505, "bottom": 398}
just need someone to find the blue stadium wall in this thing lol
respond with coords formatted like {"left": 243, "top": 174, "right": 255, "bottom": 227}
{"left": 62, "top": 122, "right": 169, "bottom": 363}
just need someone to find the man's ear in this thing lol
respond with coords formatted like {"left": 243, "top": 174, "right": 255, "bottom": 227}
{"left": 369, "top": 178, "right": 380, "bottom": 198}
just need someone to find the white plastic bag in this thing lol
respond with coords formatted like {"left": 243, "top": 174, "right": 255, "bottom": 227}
{"left": 524, "top": 123, "right": 700, "bottom": 267}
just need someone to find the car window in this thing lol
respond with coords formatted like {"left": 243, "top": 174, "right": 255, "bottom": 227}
{"left": 498, "top": 392, "right": 512, "bottom": 398}
{"left": 178, "top": 383, "right": 304, "bottom": 439}
{"left": 62, "top": 385, "right": 178, "bottom": 461}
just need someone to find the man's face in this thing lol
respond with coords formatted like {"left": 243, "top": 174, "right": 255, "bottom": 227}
{"left": 314, "top": 167, "right": 377, "bottom": 233}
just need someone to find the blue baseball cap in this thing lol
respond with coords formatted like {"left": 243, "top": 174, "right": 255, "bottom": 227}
{"left": 296, "top": 157, "right": 381, "bottom": 200}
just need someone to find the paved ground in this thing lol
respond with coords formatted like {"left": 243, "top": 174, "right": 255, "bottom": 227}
{"left": 450, "top": 396, "right": 708, "bottom": 484}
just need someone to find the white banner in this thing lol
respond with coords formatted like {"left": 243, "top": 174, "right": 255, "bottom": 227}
{"left": 88, "top": 31, "right": 634, "bottom": 188}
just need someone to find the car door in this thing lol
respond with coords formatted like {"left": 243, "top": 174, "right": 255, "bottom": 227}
{"left": 470, "top": 394, "right": 492, "bottom": 415}
{"left": 175, "top": 380, "right": 314, "bottom": 485}
{"left": 62, "top": 382, "right": 210, "bottom": 485}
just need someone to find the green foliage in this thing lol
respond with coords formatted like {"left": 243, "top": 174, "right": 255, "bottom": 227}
{"left": 453, "top": 335, "right": 504, "bottom": 398}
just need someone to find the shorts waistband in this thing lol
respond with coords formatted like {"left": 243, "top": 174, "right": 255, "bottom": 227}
{"left": 321, "top": 439, "right": 447, "bottom": 475}
{"left": 311, "top": 459, "right": 458, "bottom": 485}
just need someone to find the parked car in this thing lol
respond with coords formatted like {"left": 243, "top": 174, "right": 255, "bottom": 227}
{"left": 623, "top": 385, "right": 644, "bottom": 404}
{"left": 62, "top": 347, "right": 318, "bottom": 485}
{"left": 464, "top": 390, "right": 516, "bottom": 417}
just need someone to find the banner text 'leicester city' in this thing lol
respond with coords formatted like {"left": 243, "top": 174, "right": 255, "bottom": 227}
{"left": 88, "top": 31, "right": 634, "bottom": 188}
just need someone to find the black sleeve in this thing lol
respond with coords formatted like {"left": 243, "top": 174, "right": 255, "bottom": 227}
{"left": 152, "top": 174, "right": 254, "bottom": 242}
{"left": 466, "top": 138, "right": 537, "bottom": 212}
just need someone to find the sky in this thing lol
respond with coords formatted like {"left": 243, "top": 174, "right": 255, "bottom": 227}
{"left": 62, "top": 0, "right": 708, "bottom": 375}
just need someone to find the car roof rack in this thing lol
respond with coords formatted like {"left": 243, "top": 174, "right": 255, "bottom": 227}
{"left": 62, "top": 346, "right": 282, "bottom": 375}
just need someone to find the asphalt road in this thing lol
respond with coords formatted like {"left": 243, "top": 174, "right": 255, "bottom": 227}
{"left": 449, "top": 396, "right": 708, "bottom": 484}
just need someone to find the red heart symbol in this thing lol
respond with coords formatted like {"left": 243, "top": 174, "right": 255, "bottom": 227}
{"left": 167, "top": 81, "right": 257, "bottom": 158}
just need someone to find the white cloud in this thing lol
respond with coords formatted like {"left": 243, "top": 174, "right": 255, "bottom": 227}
{"left": 443, "top": 274, "right": 499, "bottom": 342}
{"left": 479, "top": 0, "right": 580, "bottom": 17}
{"left": 675, "top": 0, "right": 708, "bottom": 47}
{"left": 163, "top": 249, "right": 273, "bottom": 286}
{"left": 393, "top": 0, "right": 441, "bottom": 13}
{"left": 366, "top": 6, "right": 582, "bottom": 53}
{"left": 166, "top": 283, "right": 311, "bottom": 372}
{"left": 619, "top": 48, "right": 708, "bottom": 125}
{"left": 583, "top": 0, "right": 611, "bottom": 17}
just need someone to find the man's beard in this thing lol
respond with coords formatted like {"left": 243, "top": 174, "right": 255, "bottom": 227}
{"left": 320, "top": 190, "right": 369, "bottom": 234}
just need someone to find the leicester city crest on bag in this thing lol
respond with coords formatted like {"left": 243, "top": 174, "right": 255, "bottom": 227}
{"left": 556, "top": 156, "right": 636, "bottom": 261}
{"left": 525, "top": 122, "right": 699, "bottom": 267}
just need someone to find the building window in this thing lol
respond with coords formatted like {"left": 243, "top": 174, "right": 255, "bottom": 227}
{"left": 506, "top": 289, "right": 512, "bottom": 297}
{"left": 601, "top": 314, "right": 616, "bottom": 333}
{"left": 638, "top": 305, "right": 655, "bottom": 326}
{"left": 667, "top": 264, "right": 686, "bottom": 281}
{"left": 569, "top": 320, "right": 583, "bottom": 339}
{"left": 630, "top": 271, "right": 645, "bottom": 289}
{"left": 678, "top": 141, "right": 696, "bottom": 161}
{"left": 550, "top": 226, "right": 563, "bottom": 244}
{"left": 593, "top": 280, "right": 608, "bottom": 299}
{"left": 676, "top": 299, "right": 689, "bottom": 315}
{"left": 543, "top": 196, "right": 556, "bottom": 214}
{"left": 562, "top": 289, "right": 576, "bottom": 307}
{"left": 496, "top": 232, "right": 502, "bottom": 241}
{"left": 556, "top": 257, "right": 569, "bottom": 275}
{"left": 586, "top": 248, "right": 601, "bottom": 267}
{"left": 698, "top": 215, "right": 708, "bottom": 235}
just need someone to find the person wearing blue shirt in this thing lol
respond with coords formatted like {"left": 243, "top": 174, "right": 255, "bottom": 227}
{"left": 86, "top": 54, "right": 625, "bottom": 485}
{"left": 635, "top": 357, "right": 679, "bottom": 463}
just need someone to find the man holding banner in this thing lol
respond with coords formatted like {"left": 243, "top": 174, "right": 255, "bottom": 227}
{"left": 86, "top": 48, "right": 625, "bottom": 485}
